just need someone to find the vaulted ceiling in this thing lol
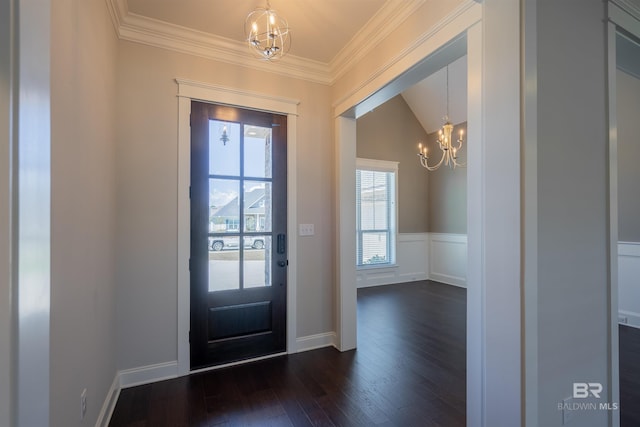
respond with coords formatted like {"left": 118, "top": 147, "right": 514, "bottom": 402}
{"left": 107, "top": 0, "right": 467, "bottom": 129}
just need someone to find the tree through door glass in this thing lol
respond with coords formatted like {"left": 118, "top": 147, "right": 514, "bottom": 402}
{"left": 208, "top": 120, "right": 273, "bottom": 292}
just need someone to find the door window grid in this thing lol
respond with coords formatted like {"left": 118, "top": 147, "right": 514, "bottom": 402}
{"left": 208, "top": 120, "right": 273, "bottom": 291}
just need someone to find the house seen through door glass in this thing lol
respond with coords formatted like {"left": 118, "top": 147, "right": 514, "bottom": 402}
{"left": 207, "top": 120, "right": 273, "bottom": 291}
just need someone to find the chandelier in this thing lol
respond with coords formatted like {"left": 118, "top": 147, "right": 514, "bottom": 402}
{"left": 220, "top": 125, "right": 229, "bottom": 145}
{"left": 417, "top": 65, "right": 465, "bottom": 171}
{"left": 244, "top": 0, "right": 291, "bottom": 61}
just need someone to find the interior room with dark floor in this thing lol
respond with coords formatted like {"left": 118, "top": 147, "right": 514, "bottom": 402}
{"left": 109, "top": 280, "right": 466, "bottom": 426}
{"left": 5, "top": 3, "right": 640, "bottom": 427}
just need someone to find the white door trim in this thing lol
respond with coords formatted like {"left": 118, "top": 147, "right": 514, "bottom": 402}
{"left": 176, "top": 79, "right": 299, "bottom": 376}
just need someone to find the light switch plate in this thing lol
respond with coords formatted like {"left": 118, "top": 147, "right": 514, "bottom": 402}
{"left": 299, "top": 224, "right": 314, "bottom": 236}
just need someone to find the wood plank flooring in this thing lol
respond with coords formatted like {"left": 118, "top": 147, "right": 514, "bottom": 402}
{"left": 109, "top": 281, "right": 640, "bottom": 426}
{"left": 109, "top": 280, "right": 466, "bottom": 426}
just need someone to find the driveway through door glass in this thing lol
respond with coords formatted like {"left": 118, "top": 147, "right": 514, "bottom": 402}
{"left": 190, "top": 101, "right": 287, "bottom": 369}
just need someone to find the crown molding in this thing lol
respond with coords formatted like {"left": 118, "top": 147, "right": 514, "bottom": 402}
{"left": 332, "top": 0, "right": 480, "bottom": 114}
{"left": 612, "top": 0, "right": 640, "bottom": 21}
{"left": 329, "top": 0, "right": 426, "bottom": 81}
{"left": 105, "top": 0, "right": 126, "bottom": 36}
{"left": 105, "top": 0, "right": 431, "bottom": 86}
{"left": 107, "top": 0, "right": 332, "bottom": 84}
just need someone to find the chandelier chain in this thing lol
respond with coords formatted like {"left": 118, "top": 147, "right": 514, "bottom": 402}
{"left": 446, "top": 66, "right": 449, "bottom": 119}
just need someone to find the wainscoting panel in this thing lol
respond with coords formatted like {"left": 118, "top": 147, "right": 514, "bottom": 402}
{"left": 356, "top": 233, "right": 429, "bottom": 288}
{"left": 429, "top": 233, "right": 467, "bottom": 288}
{"left": 619, "top": 242, "right": 640, "bottom": 329}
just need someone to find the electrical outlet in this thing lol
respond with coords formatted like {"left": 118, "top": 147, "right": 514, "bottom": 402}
{"left": 80, "top": 388, "right": 87, "bottom": 420}
{"left": 562, "top": 396, "right": 573, "bottom": 425}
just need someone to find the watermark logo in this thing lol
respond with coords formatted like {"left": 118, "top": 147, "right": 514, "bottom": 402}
{"left": 573, "top": 382, "right": 603, "bottom": 399}
{"left": 557, "top": 383, "right": 619, "bottom": 414}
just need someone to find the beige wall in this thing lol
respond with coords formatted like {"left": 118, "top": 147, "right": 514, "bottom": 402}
{"left": 618, "top": 69, "right": 640, "bottom": 242}
{"left": 115, "top": 41, "right": 335, "bottom": 370}
{"left": 356, "top": 96, "right": 467, "bottom": 234}
{"left": 50, "top": 0, "right": 119, "bottom": 425}
{"left": 426, "top": 122, "right": 467, "bottom": 234}
{"left": 356, "top": 95, "right": 429, "bottom": 233}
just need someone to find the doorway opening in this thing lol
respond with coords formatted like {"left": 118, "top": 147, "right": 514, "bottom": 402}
{"left": 334, "top": 16, "right": 486, "bottom": 421}
{"left": 352, "top": 49, "right": 469, "bottom": 425}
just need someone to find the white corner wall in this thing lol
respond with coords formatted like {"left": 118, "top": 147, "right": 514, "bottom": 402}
{"left": 429, "top": 233, "right": 467, "bottom": 287}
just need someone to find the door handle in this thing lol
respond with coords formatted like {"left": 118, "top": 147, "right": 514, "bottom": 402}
{"left": 277, "top": 234, "right": 286, "bottom": 254}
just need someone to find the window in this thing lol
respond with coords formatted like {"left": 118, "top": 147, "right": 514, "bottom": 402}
{"left": 225, "top": 218, "right": 239, "bottom": 231}
{"left": 356, "top": 158, "right": 398, "bottom": 267}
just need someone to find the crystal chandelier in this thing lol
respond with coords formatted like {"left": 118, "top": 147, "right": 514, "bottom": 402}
{"left": 417, "top": 65, "right": 465, "bottom": 171}
{"left": 244, "top": 0, "right": 291, "bottom": 61}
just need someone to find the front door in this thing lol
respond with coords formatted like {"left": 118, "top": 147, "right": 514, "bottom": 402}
{"left": 190, "top": 101, "right": 287, "bottom": 369}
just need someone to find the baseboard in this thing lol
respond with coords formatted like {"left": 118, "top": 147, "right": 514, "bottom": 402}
{"left": 95, "top": 374, "right": 120, "bottom": 427}
{"left": 119, "top": 361, "right": 178, "bottom": 389}
{"left": 619, "top": 310, "right": 640, "bottom": 329}
{"left": 296, "top": 332, "right": 337, "bottom": 353}
{"left": 429, "top": 272, "right": 467, "bottom": 288}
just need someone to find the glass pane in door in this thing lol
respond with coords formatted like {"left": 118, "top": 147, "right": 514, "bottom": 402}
{"left": 243, "top": 180, "right": 271, "bottom": 232}
{"left": 244, "top": 235, "right": 272, "bottom": 288}
{"left": 209, "top": 121, "right": 240, "bottom": 176}
{"left": 208, "top": 247, "right": 239, "bottom": 292}
{"left": 209, "top": 179, "right": 239, "bottom": 234}
{"left": 244, "top": 125, "right": 272, "bottom": 178}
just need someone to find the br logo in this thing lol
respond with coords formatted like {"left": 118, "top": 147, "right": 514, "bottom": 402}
{"left": 573, "top": 383, "right": 603, "bottom": 399}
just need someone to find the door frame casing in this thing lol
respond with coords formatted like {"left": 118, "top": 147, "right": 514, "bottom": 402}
{"left": 176, "top": 79, "right": 299, "bottom": 376}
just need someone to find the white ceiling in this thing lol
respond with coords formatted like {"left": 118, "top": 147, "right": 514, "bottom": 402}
{"left": 111, "top": 0, "right": 466, "bottom": 131}
{"left": 401, "top": 55, "right": 467, "bottom": 132}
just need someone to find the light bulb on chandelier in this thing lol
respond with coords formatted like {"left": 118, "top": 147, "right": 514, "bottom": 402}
{"left": 417, "top": 65, "right": 466, "bottom": 171}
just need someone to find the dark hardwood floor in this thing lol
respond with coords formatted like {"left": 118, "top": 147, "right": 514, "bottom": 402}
{"left": 109, "top": 280, "right": 466, "bottom": 426}
{"left": 620, "top": 324, "right": 640, "bottom": 427}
